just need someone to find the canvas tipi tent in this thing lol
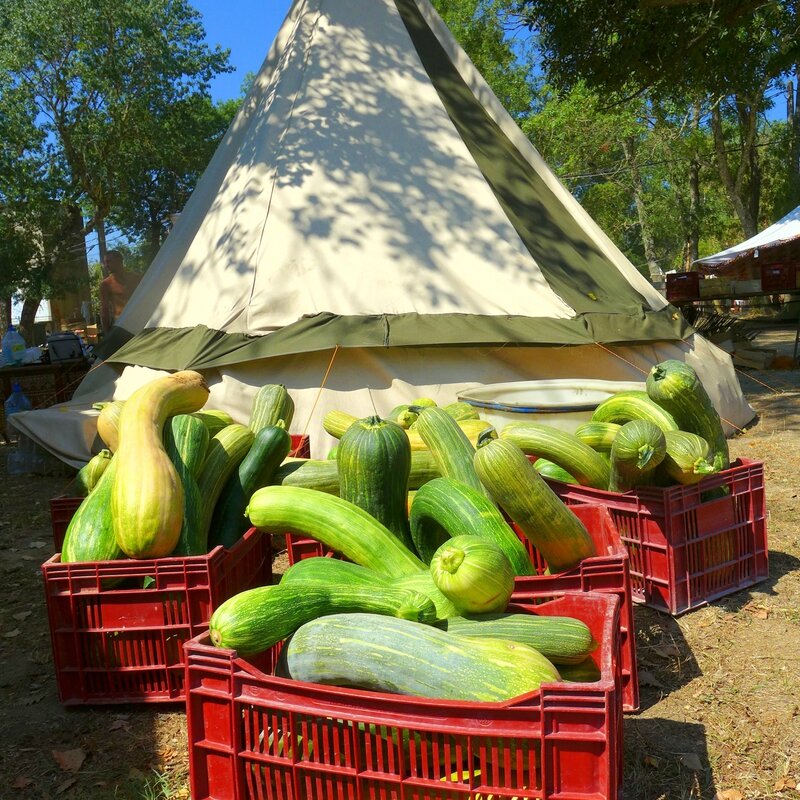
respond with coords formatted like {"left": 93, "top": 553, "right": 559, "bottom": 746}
{"left": 12, "top": 0, "right": 754, "bottom": 465}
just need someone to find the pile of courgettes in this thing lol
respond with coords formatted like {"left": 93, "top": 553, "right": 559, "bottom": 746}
{"left": 501, "top": 360, "right": 730, "bottom": 492}
{"left": 61, "top": 377, "right": 299, "bottom": 565}
{"left": 210, "top": 401, "right": 605, "bottom": 702}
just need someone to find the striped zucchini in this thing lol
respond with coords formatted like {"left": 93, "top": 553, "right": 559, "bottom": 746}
{"left": 409, "top": 477, "right": 533, "bottom": 574}
{"left": 338, "top": 416, "right": 414, "bottom": 550}
{"left": 440, "top": 612, "right": 596, "bottom": 665}
{"left": 646, "top": 359, "right": 730, "bottom": 471}
{"left": 474, "top": 439, "right": 596, "bottom": 573}
{"left": 281, "top": 557, "right": 391, "bottom": 588}
{"left": 249, "top": 384, "right": 295, "bottom": 433}
{"left": 430, "top": 535, "right": 514, "bottom": 613}
{"left": 590, "top": 390, "right": 678, "bottom": 433}
{"left": 608, "top": 419, "right": 667, "bottom": 492}
{"left": 196, "top": 423, "right": 255, "bottom": 552}
{"left": 661, "top": 429, "right": 717, "bottom": 485}
{"left": 499, "top": 423, "right": 609, "bottom": 489}
{"left": 62, "top": 457, "right": 122, "bottom": 563}
{"left": 210, "top": 424, "right": 292, "bottom": 549}
{"left": 209, "top": 584, "right": 437, "bottom": 655}
{"left": 441, "top": 401, "right": 480, "bottom": 421}
{"left": 532, "top": 458, "right": 577, "bottom": 483}
{"left": 164, "top": 414, "right": 210, "bottom": 556}
{"left": 276, "top": 537, "right": 452, "bottom": 622}
{"left": 95, "top": 399, "right": 125, "bottom": 452}
{"left": 277, "top": 613, "right": 560, "bottom": 701}
{"left": 323, "top": 410, "right": 358, "bottom": 439}
{"left": 192, "top": 409, "right": 235, "bottom": 437}
{"left": 574, "top": 421, "right": 621, "bottom": 453}
{"left": 272, "top": 450, "right": 441, "bottom": 494}
{"left": 246, "top": 486, "right": 426, "bottom": 577}
{"left": 74, "top": 449, "right": 113, "bottom": 496}
{"left": 412, "top": 406, "right": 489, "bottom": 497}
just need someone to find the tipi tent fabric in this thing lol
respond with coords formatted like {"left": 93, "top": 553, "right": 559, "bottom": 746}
{"left": 11, "top": 0, "right": 754, "bottom": 466}
{"left": 694, "top": 204, "right": 800, "bottom": 271}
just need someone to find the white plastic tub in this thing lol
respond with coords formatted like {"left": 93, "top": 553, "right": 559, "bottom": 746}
{"left": 458, "top": 379, "right": 646, "bottom": 433}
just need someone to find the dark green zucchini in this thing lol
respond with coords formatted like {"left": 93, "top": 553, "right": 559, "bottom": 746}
{"left": 409, "top": 477, "right": 533, "bottom": 575}
{"left": 608, "top": 419, "right": 667, "bottom": 492}
{"left": 209, "top": 583, "right": 437, "bottom": 655}
{"left": 209, "top": 424, "right": 292, "bottom": 549}
{"left": 338, "top": 416, "right": 414, "bottom": 551}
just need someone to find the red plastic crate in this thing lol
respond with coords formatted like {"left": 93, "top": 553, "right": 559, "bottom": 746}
{"left": 48, "top": 434, "right": 310, "bottom": 552}
{"left": 760, "top": 263, "right": 795, "bottom": 292}
{"left": 543, "top": 458, "right": 768, "bottom": 615}
{"left": 281, "top": 505, "right": 639, "bottom": 713}
{"left": 41, "top": 527, "right": 272, "bottom": 705}
{"left": 665, "top": 271, "right": 700, "bottom": 302}
{"left": 185, "top": 591, "right": 623, "bottom": 800}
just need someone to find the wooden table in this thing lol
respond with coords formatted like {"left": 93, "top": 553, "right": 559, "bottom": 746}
{"left": 1, "top": 359, "right": 91, "bottom": 435}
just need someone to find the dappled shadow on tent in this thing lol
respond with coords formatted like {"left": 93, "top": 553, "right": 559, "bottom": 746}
{"left": 144, "top": 0, "right": 650, "bottom": 335}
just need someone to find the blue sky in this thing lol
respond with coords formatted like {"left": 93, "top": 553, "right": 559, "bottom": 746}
{"left": 192, "top": 0, "right": 294, "bottom": 101}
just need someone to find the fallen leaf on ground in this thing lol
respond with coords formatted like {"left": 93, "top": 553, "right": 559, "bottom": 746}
{"left": 679, "top": 752, "right": 704, "bottom": 772}
{"left": 28, "top": 540, "right": 46, "bottom": 548}
{"left": 55, "top": 777, "right": 78, "bottom": 795}
{"left": 714, "top": 789, "right": 744, "bottom": 800}
{"left": 643, "top": 755, "right": 661, "bottom": 768}
{"left": 12, "top": 610, "right": 32, "bottom": 621}
{"left": 12, "top": 777, "right": 32, "bottom": 789}
{"left": 128, "top": 767, "right": 145, "bottom": 781}
{"left": 52, "top": 749, "right": 86, "bottom": 773}
{"left": 4, "top": 628, "right": 20, "bottom": 638}
{"left": 109, "top": 719, "right": 131, "bottom": 732}
{"left": 775, "top": 777, "right": 797, "bottom": 791}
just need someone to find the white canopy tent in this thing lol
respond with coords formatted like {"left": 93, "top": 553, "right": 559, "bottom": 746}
{"left": 10, "top": 0, "right": 754, "bottom": 466}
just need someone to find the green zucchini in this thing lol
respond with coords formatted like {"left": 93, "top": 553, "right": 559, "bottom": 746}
{"left": 557, "top": 658, "right": 602, "bottom": 682}
{"left": 590, "top": 390, "right": 678, "bottom": 433}
{"left": 272, "top": 450, "right": 441, "bottom": 494}
{"left": 276, "top": 613, "right": 561, "bottom": 701}
{"left": 411, "top": 406, "right": 489, "bottom": 497}
{"left": 409, "top": 477, "right": 533, "bottom": 574}
{"left": 660, "top": 429, "right": 717, "bottom": 485}
{"left": 249, "top": 384, "right": 295, "bottom": 434}
{"left": 439, "top": 612, "right": 596, "bottom": 665}
{"left": 474, "top": 438, "right": 596, "bottom": 573}
{"left": 62, "top": 457, "right": 122, "bottom": 563}
{"left": 164, "top": 414, "right": 210, "bottom": 556}
{"left": 191, "top": 409, "right": 235, "bottom": 438}
{"left": 281, "top": 557, "right": 391, "bottom": 588}
{"left": 246, "top": 486, "right": 427, "bottom": 577}
{"left": 646, "top": 359, "right": 730, "bottom": 471}
{"left": 73, "top": 449, "right": 113, "bottom": 496}
{"left": 574, "top": 421, "right": 621, "bottom": 453}
{"left": 338, "top": 416, "right": 414, "bottom": 551}
{"left": 498, "top": 423, "right": 609, "bottom": 489}
{"left": 608, "top": 419, "right": 667, "bottom": 492}
{"left": 195, "top": 424, "right": 255, "bottom": 553}
{"left": 209, "top": 584, "right": 437, "bottom": 655}
{"left": 442, "top": 401, "right": 480, "bottom": 421}
{"left": 209, "top": 424, "right": 292, "bottom": 549}
{"left": 532, "top": 458, "right": 577, "bottom": 483}
{"left": 395, "top": 571, "right": 460, "bottom": 620}
{"left": 430, "top": 535, "right": 514, "bottom": 614}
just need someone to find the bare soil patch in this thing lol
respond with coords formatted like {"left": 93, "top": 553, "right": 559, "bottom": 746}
{"left": 1, "top": 327, "right": 799, "bottom": 799}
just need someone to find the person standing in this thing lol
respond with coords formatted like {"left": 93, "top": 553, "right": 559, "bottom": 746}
{"left": 99, "top": 250, "right": 142, "bottom": 334}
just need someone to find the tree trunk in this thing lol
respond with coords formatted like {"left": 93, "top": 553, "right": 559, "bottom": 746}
{"left": 687, "top": 103, "right": 702, "bottom": 266}
{"left": 0, "top": 297, "right": 10, "bottom": 333}
{"left": 622, "top": 137, "right": 662, "bottom": 280}
{"left": 790, "top": 71, "right": 800, "bottom": 207}
{"left": 710, "top": 102, "right": 758, "bottom": 238}
{"left": 19, "top": 296, "right": 41, "bottom": 345}
{"left": 95, "top": 214, "right": 108, "bottom": 275}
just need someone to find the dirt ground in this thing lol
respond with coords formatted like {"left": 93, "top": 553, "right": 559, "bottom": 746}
{"left": 1, "top": 325, "right": 800, "bottom": 800}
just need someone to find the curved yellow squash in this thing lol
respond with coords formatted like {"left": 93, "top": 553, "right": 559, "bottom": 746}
{"left": 112, "top": 370, "right": 210, "bottom": 558}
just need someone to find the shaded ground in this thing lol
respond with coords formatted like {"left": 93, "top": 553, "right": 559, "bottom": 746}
{"left": 1, "top": 328, "right": 799, "bottom": 799}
